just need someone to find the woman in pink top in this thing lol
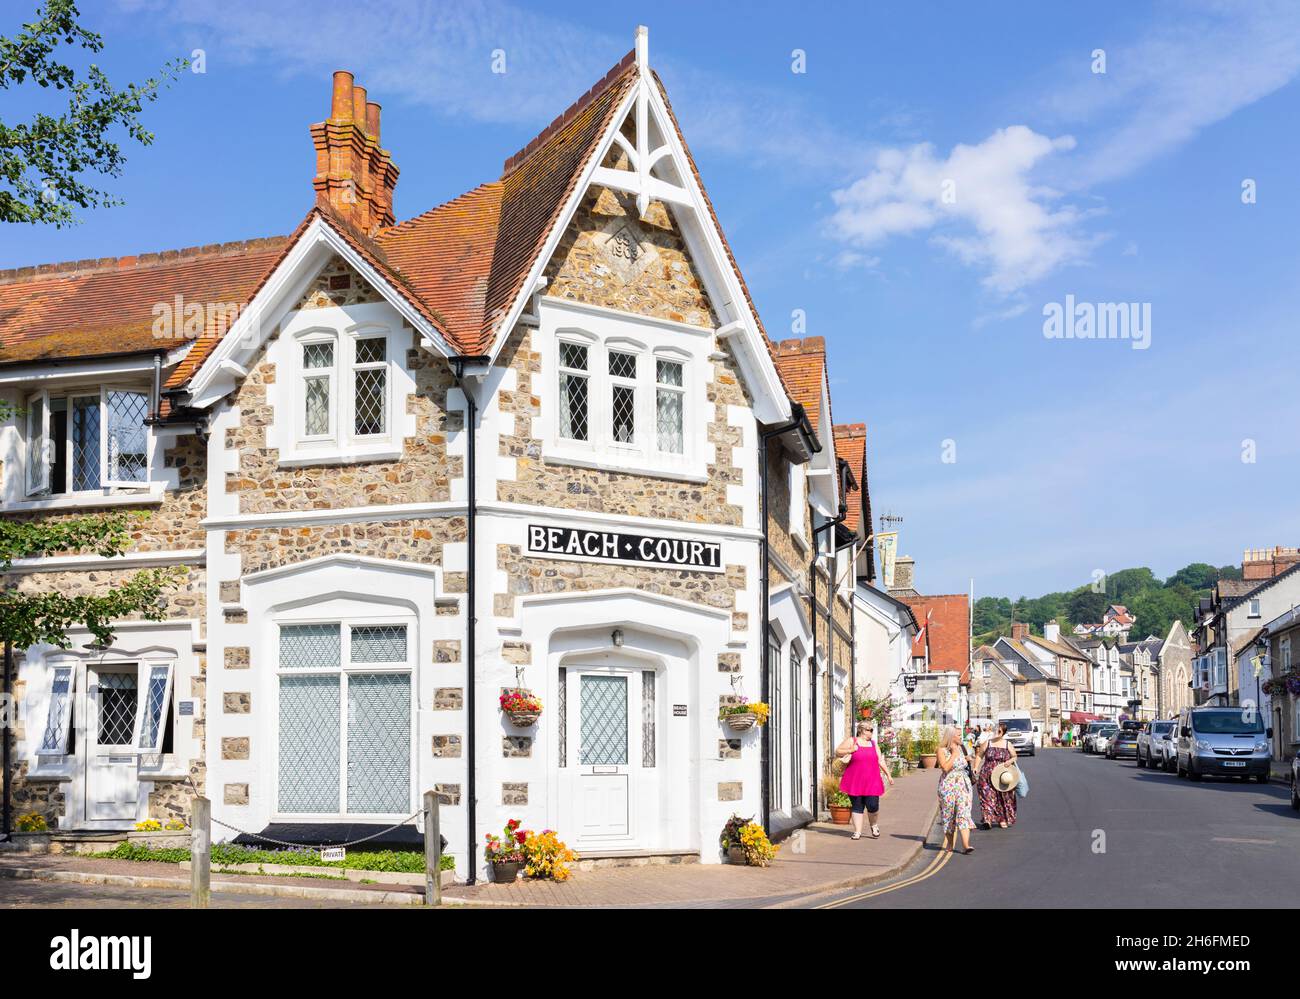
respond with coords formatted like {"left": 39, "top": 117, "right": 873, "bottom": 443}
{"left": 834, "top": 722, "right": 895, "bottom": 840}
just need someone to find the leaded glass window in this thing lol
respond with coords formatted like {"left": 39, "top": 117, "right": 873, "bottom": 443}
{"left": 346, "top": 673, "right": 410, "bottom": 813}
{"left": 302, "top": 340, "right": 334, "bottom": 438}
{"left": 642, "top": 670, "right": 656, "bottom": 768}
{"left": 580, "top": 675, "right": 628, "bottom": 766}
{"left": 25, "top": 392, "right": 49, "bottom": 495}
{"left": 38, "top": 666, "right": 75, "bottom": 755}
{"left": 558, "top": 341, "right": 589, "bottom": 441}
{"left": 790, "top": 644, "right": 803, "bottom": 808}
{"left": 71, "top": 395, "right": 101, "bottom": 491}
{"left": 137, "top": 664, "right": 173, "bottom": 751}
{"left": 655, "top": 358, "right": 684, "bottom": 454}
{"left": 352, "top": 336, "right": 387, "bottom": 436}
{"left": 557, "top": 667, "right": 567, "bottom": 768}
{"left": 97, "top": 672, "right": 138, "bottom": 746}
{"left": 609, "top": 351, "right": 636, "bottom": 444}
{"left": 277, "top": 619, "right": 412, "bottom": 816}
{"left": 279, "top": 674, "right": 341, "bottom": 813}
{"left": 106, "top": 390, "right": 149, "bottom": 484}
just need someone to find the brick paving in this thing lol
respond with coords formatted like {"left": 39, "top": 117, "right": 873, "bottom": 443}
{"left": 445, "top": 768, "right": 940, "bottom": 907}
{"left": 0, "top": 768, "right": 940, "bottom": 908}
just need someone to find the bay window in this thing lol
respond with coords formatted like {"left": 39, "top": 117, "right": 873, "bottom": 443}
{"left": 24, "top": 387, "right": 150, "bottom": 497}
{"left": 276, "top": 620, "right": 412, "bottom": 817}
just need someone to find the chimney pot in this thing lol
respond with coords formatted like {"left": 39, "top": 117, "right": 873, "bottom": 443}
{"left": 352, "top": 85, "right": 368, "bottom": 134}
{"left": 366, "top": 101, "right": 381, "bottom": 143}
{"left": 331, "top": 71, "right": 354, "bottom": 121}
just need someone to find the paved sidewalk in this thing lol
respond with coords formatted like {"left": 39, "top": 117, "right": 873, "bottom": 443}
{"left": 444, "top": 768, "right": 940, "bottom": 907}
{"left": 0, "top": 769, "right": 941, "bottom": 908}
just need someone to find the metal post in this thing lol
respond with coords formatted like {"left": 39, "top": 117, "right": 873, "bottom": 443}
{"left": 3, "top": 641, "right": 12, "bottom": 841}
{"left": 190, "top": 796, "right": 210, "bottom": 909}
{"left": 424, "top": 790, "right": 441, "bottom": 906}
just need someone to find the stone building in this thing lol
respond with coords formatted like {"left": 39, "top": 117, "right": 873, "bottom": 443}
{"left": 0, "top": 29, "right": 873, "bottom": 877}
{"left": 968, "top": 645, "right": 1025, "bottom": 723}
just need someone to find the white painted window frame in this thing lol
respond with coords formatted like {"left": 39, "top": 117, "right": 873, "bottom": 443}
{"left": 538, "top": 299, "right": 711, "bottom": 482}
{"left": 134, "top": 661, "right": 175, "bottom": 753}
{"left": 22, "top": 385, "right": 152, "bottom": 498}
{"left": 288, "top": 319, "right": 396, "bottom": 460}
{"left": 36, "top": 665, "right": 76, "bottom": 756}
{"left": 606, "top": 339, "right": 640, "bottom": 450}
{"left": 271, "top": 615, "right": 416, "bottom": 822}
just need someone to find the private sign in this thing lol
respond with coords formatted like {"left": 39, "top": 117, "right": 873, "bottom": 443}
{"left": 527, "top": 524, "right": 723, "bottom": 572}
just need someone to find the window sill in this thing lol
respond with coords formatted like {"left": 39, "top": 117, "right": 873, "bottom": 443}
{"left": 4, "top": 489, "right": 164, "bottom": 513}
{"left": 541, "top": 448, "right": 708, "bottom": 484}
{"left": 277, "top": 446, "right": 403, "bottom": 468}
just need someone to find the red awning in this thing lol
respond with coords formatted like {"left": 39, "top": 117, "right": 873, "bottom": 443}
{"left": 1067, "top": 711, "right": 1101, "bottom": 723}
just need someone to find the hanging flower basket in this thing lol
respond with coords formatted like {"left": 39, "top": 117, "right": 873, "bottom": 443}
{"left": 719, "top": 700, "right": 769, "bottom": 732}
{"left": 724, "top": 712, "right": 757, "bottom": 732}
{"left": 500, "top": 689, "right": 542, "bottom": 727}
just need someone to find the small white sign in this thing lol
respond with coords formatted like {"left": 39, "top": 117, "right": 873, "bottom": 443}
{"left": 320, "top": 847, "right": 345, "bottom": 862}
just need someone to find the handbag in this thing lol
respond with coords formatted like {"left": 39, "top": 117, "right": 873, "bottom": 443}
{"left": 1016, "top": 769, "right": 1029, "bottom": 798}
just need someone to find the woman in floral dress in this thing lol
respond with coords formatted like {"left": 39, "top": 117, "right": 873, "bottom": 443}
{"left": 975, "top": 722, "right": 1019, "bottom": 828}
{"left": 936, "top": 726, "right": 974, "bottom": 854}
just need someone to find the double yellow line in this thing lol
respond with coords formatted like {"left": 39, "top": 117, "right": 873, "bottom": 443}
{"left": 813, "top": 846, "right": 953, "bottom": 909}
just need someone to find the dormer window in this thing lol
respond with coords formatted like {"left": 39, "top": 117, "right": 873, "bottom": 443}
{"left": 24, "top": 387, "right": 150, "bottom": 497}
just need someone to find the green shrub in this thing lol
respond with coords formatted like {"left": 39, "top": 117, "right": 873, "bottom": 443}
{"left": 95, "top": 842, "right": 453, "bottom": 872}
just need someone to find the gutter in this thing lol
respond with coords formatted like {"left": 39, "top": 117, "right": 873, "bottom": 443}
{"left": 757, "top": 404, "right": 812, "bottom": 834}
{"left": 809, "top": 457, "right": 851, "bottom": 818}
{"left": 450, "top": 355, "right": 488, "bottom": 884}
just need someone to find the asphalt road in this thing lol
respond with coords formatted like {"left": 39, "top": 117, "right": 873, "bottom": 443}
{"left": 803, "top": 747, "right": 1300, "bottom": 908}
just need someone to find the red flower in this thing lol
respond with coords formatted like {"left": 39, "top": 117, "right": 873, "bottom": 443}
{"left": 515, "top": 831, "right": 527, "bottom": 844}
{"left": 507, "top": 818, "right": 521, "bottom": 830}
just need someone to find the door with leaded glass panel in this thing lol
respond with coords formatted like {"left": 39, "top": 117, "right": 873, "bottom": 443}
{"left": 562, "top": 665, "right": 660, "bottom": 849}
{"left": 86, "top": 667, "right": 141, "bottom": 822}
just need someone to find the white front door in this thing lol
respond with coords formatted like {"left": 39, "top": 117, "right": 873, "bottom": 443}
{"left": 85, "top": 667, "right": 141, "bottom": 823}
{"left": 563, "top": 666, "right": 660, "bottom": 850}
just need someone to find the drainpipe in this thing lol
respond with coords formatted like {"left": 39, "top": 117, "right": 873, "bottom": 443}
{"left": 758, "top": 405, "right": 815, "bottom": 834}
{"left": 2, "top": 641, "right": 11, "bottom": 840}
{"left": 809, "top": 460, "right": 850, "bottom": 818}
{"left": 451, "top": 356, "right": 486, "bottom": 884}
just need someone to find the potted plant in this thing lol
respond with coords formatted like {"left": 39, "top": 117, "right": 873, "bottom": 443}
{"left": 500, "top": 689, "right": 543, "bottom": 728}
{"left": 916, "top": 722, "right": 940, "bottom": 768}
{"left": 484, "top": 819, "right": 528, "bottom": 882}
{"left": 521, "top": 829, "right": 579, "bottom": 882}
{"left": 822, "top": 775, "right": 852, "bottom": 824}
{"left": 719, "top": 698, "right": 769, "bottom": 732}
{"left": 896, "top": 728, "right": 914, "bottom": 768}
{"left": 719, "top": 814, "right": 750, "bottom": 863}
{"left": 738, "top": 821, "right": 777, "bottom": 867}
{"left": 13, "top": 811, "right": 51, "bottom": 852}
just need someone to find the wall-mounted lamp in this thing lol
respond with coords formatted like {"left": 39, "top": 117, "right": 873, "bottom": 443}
{"left": 612, "top": 628, "right": 624, "bottom": 648}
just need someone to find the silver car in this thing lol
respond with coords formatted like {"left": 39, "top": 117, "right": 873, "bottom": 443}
{"left": 1175, "top": 707, "right": 1272, "bottom": 782}
{"left": 1087, "top": 722, "right": 1118, "bottom": 755}
{"left": 1137, "top": 720, "right": 1177, "bottom": 771}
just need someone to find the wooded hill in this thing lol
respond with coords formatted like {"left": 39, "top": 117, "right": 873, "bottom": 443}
{"left": 973, "top": 563, "right": 1242, "bottom": 647}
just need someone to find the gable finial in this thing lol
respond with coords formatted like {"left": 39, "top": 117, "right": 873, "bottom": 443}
{"left": 636, "top": 25, "right": 649, "bottom": 70}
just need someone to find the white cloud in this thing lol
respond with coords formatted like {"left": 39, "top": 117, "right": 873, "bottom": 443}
{"left": 1041, "top": 0, "right": 1300, "bottom": 187}
{"left": 828, "top": 126, "right": 1097, "bottom": 295}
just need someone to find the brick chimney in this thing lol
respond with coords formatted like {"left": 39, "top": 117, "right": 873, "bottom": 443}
{"left": 311, "top": 71, "right": 399, "bottom": 231}
{"left": 1242, "top": 546, "right": 1300, "bottom": 580}
{"left": 1010, "top": 622, "right": 1030, "bottom": 641}
{"left": 890, "top": 555, "right": 915, "bottom": 593}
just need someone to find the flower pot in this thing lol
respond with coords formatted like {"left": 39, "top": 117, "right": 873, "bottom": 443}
{"left": 724, "top": 712, "right": 757, "bottom": 732}
{"left": 919, "top": 753, "right": 937, "bottom": 769}
{"left": 829, "top": 805, "right": 853, "bottom": 825}
{"left": 11, "top": 832, "right": 51, "bottom": 854}
{"left": 505, "top": 710, "right": 540, "bottom": 728}
{"left": 727, "top": 846, "right": 746, "bottom": 865}
{"left": 859, "top": 708, "right": 873, "bottom": 719}
{"left": 490, "top": 860, "right": 522, "bottom": 883}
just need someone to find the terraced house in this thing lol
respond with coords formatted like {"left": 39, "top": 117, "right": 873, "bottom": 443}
{"left": 0, "top": 29, "right": 870, "bottom": 878}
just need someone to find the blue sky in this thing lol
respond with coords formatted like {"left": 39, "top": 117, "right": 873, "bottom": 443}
{"left": 8, "top": 0, "right": 1300, "bottom": 599}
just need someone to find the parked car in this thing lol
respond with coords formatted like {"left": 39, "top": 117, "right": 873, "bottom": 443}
{"left": 997, "top": 710, "right": 1035, "bottom": 756}
{"left": 1086, "top": 722, "right": 1118, "bottom": 755}
{"left": 1138, "top": 719, "right": 1177, "bottom": 771}
{"left": 1106, "top": 724, "right": 1140, "bottom": 760}
{"left": 1174, "top": 707, "right": 1272, "bottom": 782}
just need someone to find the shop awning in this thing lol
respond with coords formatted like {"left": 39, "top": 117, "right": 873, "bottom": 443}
{"left": 1067, "top": 711, "right": 1101, "bottom": 723}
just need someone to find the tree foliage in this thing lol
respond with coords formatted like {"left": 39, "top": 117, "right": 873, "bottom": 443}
{"left": 0, "top": 0, "right": 185, "bottom": 226}
{"left": 0, "top": 513, "right": 183, "bottom": 649}
{"left": 973, "top": 562, "right": 1237, "bottom": 646}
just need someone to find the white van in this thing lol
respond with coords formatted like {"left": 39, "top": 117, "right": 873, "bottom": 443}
{"left": 996, "top": 710, "right": 1036, "bottom": 757}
